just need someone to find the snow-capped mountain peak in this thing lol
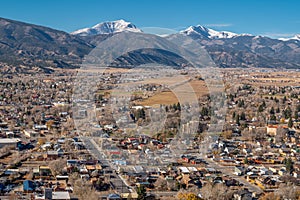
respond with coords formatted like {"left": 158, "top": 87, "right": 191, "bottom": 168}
{"left": 278, "top": 34, "right": 300, "bottom": 41}
{"left": 180, "top": 25, "right": 249, "bottom": 39}
{"left": 71, "top": 19, "right": 142, "bottom": 36}
{"left": 181, "top": 25, "right": 211, "bottom": 38}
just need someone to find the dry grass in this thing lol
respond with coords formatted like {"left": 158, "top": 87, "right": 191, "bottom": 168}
{"left": 240, "top": 71, "right": 300, "bottom": 87}
{"left": 139, "top": 91, "right": 178, "bottom": 106}
{"left": 138, "top": 79, "right": 209, "bottom": 106}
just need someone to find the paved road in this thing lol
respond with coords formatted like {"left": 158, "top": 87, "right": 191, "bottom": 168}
{"left": 203, "top": 157, "right": 263, "bottom": 194}
{"left": 81, "top": 137, "right": 131, "bottom": 193}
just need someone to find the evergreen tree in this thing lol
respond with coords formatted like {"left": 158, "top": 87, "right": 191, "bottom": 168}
{"left": 137, "top": 185, "right": 146, "bottom": 200}
{"left": 270, "top": 115, "right": 276, "bottom": 121}
{"left": 258, "top": 104, "right": 264, "bottom": 112}
{"left": 229, "top": 94, "right": 234, "bottom": 101}
{"left": 294, "top": 110, "right": 299, "bottom": 120}
{"left": 284, "top": 158, "right": 293, "bottom": 174}
{"left": 244, "top": 157, "right": 248, "bottom": 164}
{"left": 282, "top": 96, "right": 287, "bottom": 103}
{"left": 136, "top": 108, "right": 146, "bottom": 119}
{"left": 262, "top": 100, "right": 266, "bottom": 107}
{"left": 240, "top": 112, "right": 246, "bottom": 121}
{"left": 270, "top": 107, "right": 275, "bottom": 115}
{"left": 238, "top": 99, "right": 244, "bottom": 107}
{"left": 288, "top": 118, "right": 293, "bottom": 128}
{"left": 173, "top": 103, "right": 179, "bottom": 111}
{"left": 232, "top": 111, "right": 236, "bottom": 119}
{"left": 235, "top": 114, "right": 240, "bottom": 126}
{"left": 276, "top": 107, "right": 280, "bottom": 113}
{"left": 283, "top": 107, "right": 292, "bottom": 119}
{"left": 177, "top": 102, "right": 181, "bottom": 111}
{"left": 201, "top": 107, "right": 209, "bottom": 116}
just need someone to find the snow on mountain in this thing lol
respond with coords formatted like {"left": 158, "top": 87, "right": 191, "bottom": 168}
{"left": 180, "top": 25, "right": 251, "bottom": 39}
{"left": 71, "top": 19, "right": 142, "bottom": 36}
{"left": 278, "top": 34, "right": 300, "bottom": 41}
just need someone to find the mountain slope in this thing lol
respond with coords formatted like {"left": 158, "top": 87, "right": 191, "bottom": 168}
{"left": 0, "top": 17, "right": 94, "bottom": 73}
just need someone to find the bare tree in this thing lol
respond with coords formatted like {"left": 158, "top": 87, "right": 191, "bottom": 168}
{"left": 49, "top": 158, "right": 66, "bottom": 176}
{"left": 275, "top": 183, "right": 300, "bottom": 200}
{"left": 154, "top": 176, "right": 168, "bottom": 191}
{"left": 275, "top": 127, "right": 286, "bottom": 143}
{"left": 201, "top": 183, "right": 233, "bottom": 200}
{"left": 73, "top": 178, "right": 99, "bottom": 200}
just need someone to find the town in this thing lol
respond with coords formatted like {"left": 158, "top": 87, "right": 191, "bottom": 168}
{"left": 0, "top": 68, "right": 300, "bottom": 200}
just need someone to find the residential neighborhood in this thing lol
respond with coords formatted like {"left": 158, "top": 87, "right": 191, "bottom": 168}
{"left": 0, "top": 68, "right": 300, "bottom": 200}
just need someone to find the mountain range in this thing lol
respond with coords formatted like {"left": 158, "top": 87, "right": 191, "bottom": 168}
{"left": 0, "top": 17, "right": 300, "bottom": 73}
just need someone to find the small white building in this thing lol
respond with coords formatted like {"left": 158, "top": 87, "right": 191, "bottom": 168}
{"left": 179, "top": 166, "right": 190, "bottom": 174}
{"left": 0, "top": 138, "right": 21, "bottom": 148}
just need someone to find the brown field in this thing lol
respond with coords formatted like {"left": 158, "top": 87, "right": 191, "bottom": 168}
{"left": 139, "top": 91, "right": 178, "bottom": 106}
{"left": 239, "top": 71, "right": 300, "bottom": 87}
{"left": 75, "top": 67, "right": 233, "bottom": 106}
{"left": 95, "top": 71, "right": 217, "bottom": 106}
{"left": 138, "top": 79, "right": 209, "bottom": 106}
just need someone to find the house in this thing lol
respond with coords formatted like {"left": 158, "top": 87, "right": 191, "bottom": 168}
{"left": 255, "top": 176, "right": 279, "bottom": 190}
{"left": 187, "top": 167, "right": 198, "bottom": 173}
{"left": 233, "top": 189, "right": 253, "bottom": 200}
{"left": 41, "top": 142, "right": 52, "bottom": 151}
{"left": 23, "top": 129, "right": 39, "bottom": 138}
{"left": 234, "top": 166, "right": 245, "bottom": 176}
{"left": 23, "top": 180, "right": 36, "bottom": 193}
{"left": 266, "top": 125, "right": 288, "bottom": 136}
{"left": 104, "top": 124, "right": 114, "bottom": 130}
{"left": 225, "top": 178, "right": 239, "bottom": 187}
{"left": 266, "top": 125, "right": 278, "bottom": 136}
{"left": 181, "top": 155, "right": 195, "bottom": 163}
{"left": 224, "top": 147, "right": 235, "bottom": 154}
{"left": 45, "top": 151, "right": 59, "bottom": 160}
{"left": 293, "top": 171, "right": 300, "bottom": 178}
{"left": 107, "top": 193, "right": 121, "bottom": 200}
{"left": 121, "top": 193, "right": 138, "bottom": 199}
{"left": 73, "top": 142, "right": 84, "bottom": 150}
{"left": 268, "top": 167, "right": 278, "bottom": 174}
{"left": 191, "top": 158, "right": 207, "bottom": 165}
{"left": 34, "top": 124, "right": 48, "bottom": 131}
{"left": 179, "top": 167, "right": 190, "bottom": 174}
{"left": 278, "top": 168, "right": 286, "bottom": 176}
{"left": 5, "top": 131, "right": 15, "bottom": 138}
{"left": 259, "top": 167, "right": 271, "bottom": 175}
{"left": 0, "top": 138, "right": 21, "bottom": 148}
{"left": 38, "top": 166, "right": 52, "bottom": 177}
{"left": 67, "top": 160, "right": 79, "bottom": 167}
{"left": 35, "top": 189, "right": 71, "bottom": 200}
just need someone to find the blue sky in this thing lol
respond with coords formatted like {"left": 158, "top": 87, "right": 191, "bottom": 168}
{"left": 0, "top": 0, "right": 300, "bottom": 38}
